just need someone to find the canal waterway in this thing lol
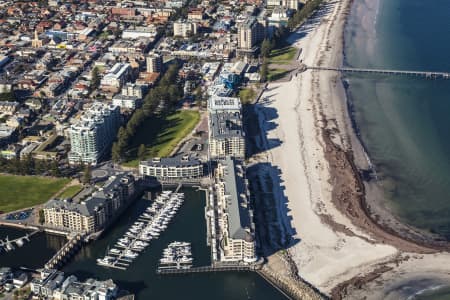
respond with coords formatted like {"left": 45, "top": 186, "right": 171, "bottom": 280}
{"left": 0, "top": 188, "right": 285, "bottom": 299}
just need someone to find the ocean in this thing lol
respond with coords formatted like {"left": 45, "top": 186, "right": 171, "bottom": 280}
{"left": 345, "top": 0, "right": 450, "bottom": 240}
{"left": 344, "top": 0, "right": 450, "bottom": 298}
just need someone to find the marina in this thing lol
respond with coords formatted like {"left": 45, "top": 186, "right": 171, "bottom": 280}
{"left": 0, "top": 189, "right": 285, "bottom": 299}
{"left": 0, "top": 230, "right": 39, "bottom": 252}
{"left": 96, "top": 191, "right": 185, "bottom": 270}
{"left": 158, "top": 241, "right": 193, "bottom": 271}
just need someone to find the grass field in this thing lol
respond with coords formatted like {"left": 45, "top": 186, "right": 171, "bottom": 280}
{"left": 269, "top": 46, "right": 297, "bottom": 64}
{"left": 0, "top": 175, "right": 70, "bottom": 213}
{"left": 268, "top": 68, "right": 291, "bottom": 81}
{"left": 123, "top": 110, "right": 200, "bottom": 167}
{"left": 57, "top": 185, "right": 83, "bottom": 199}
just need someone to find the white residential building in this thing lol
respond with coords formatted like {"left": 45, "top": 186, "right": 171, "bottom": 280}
{"left": 112, "top": 94, "right": 142, "bottom": 110}
{"left": 146, "top": 53, "right": 163, "bottom": 73}
{"left": 173, "top": 21, "right": 198, "bottom": 37}
{"left": 139, "top": 155, "right": 204, "bottom": 181}
{"left": 214, "top": 157, "right": 256, "bottom": 263}
{"left": 68, "top": 103, "right": 120, "bottom": 165}
{"left": 122, "top": 26, "right": 158, "bottom": 39}
{"left": 266, "top": 0, "right": 299, "bottom": 9}
{"left": 100, "top": 63, "right": 131, "bottom": 92}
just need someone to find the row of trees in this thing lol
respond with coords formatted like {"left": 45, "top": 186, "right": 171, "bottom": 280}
{"left": 259, "top": 38, "right": 275, "bottom": 82}
{"left": 0, "top": 155, "right": 62, "bottom": 177}
{"left": 287, "top": 0, "right": 324, "bottom": 30}
{"left": 258, "top": 0, "right": 322, "bottom": 82}
{"left": 111, "top": 63, "right": 183, "bottom": 162}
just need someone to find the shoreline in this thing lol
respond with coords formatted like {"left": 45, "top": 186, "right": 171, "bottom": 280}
{"left": 338, "top": 0, "right": 450, "bottom": 251}
{"left": 252, "top": 0, "right": 450, "bottom": 298}
{"left": 304, "top": 0, "right": 450, "bottom": 253}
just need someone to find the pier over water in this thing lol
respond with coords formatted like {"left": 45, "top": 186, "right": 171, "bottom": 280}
{"left": 307, "top": 66, "right": 450, "bottom": 79}
{"left": 156, "top": 264, "right": 258, "bottom": 275}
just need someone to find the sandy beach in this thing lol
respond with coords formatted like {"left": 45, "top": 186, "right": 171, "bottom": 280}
{"left": 252, "top": 0, "right": 450, "bottom": 298}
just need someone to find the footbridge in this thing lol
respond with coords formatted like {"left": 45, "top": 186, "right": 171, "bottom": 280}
{"left": 44, "top": 233, "right": 84, "bottom": 269}
{"left": 307, "top": 66, "right": 450, "bottom": 79}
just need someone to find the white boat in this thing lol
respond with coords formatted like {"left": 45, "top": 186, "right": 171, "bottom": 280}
{"left": 160, "top": 257, "right": 175, "bottom": 264}
{"left": 129, "top": 229, "right": 140, "bottom": 235}
{"left": 124, "top": 250, "right": 139, "bottom": 259}
{"left": 109, "top": 248, "right": 121, "bottom": 254}
{"left": 179, "top": 256, "right": 193, "bottom": 263}
{"left": 97, "top": 256, "right": 116, "bottom": 266}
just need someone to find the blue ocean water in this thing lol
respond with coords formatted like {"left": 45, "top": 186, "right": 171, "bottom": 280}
{"left": 345, "top": 0, "right": 450, "bottom": 239}
{"left": 345, "top": 0, "right": 450, "bottom": 298}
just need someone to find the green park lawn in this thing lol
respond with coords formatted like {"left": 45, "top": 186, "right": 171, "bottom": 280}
{"left": 269, "top": 46, "right": 297, "bottom": 64}
{"left": 0, "top": 175, "right": 70, "bottom": 213}
{"left": 56, "top": 184, "right": 83, "bottom": 199}
{"left": 123, "top": 110, "right": 200, "bottom": 167}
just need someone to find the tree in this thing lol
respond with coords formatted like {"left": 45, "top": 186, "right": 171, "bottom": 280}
{"left": 260, "top": 59, "right": 268, "bottom": 82}
{"left": 239, "top": 88, "right": 256, "bottom": 104}
{"left": 137, "top": 144, "right": 147, "bottom": 162}
{"left": 38, "top": 209, "right": 45, "bottom": 224}
{"left": 117, "top": 126, "right": 129, "bottom": 144}
{"left": 168, "top": 85, "right": 182, "bottom": 104}
{"left": 35, "top": 159, "right": 45, "bottom": 175}
{"left": 91, "top": 66, "right": 100, "bottom": 90}
{"left": 111, "top": 142, "right": 122, "bottom": 163}
{"left": 24, "top": 154, "right": 34, "bottom": 175}
{"left": 82, "top": 164, "right": 92, "bottom": 184}
{"left": 261, "top": 38, "right": 272, "bottom": 58}
{"left": 50, "top": 160, "right": 61, "bottom": 177}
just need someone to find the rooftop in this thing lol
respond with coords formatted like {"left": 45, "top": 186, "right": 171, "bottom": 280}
{"left": 140, "top": 154, "right": 202, "bottom": 168}
{"left": 220, "top": 157, "right": 253, "bottom": 241}
{"left": 209, "top": 111, "right": 244, "bottom": 139}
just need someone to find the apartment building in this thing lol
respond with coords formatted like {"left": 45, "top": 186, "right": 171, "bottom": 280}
{"left": 214, "top": 157, "right": 256, "bottom": 263}
{"left": 122, "top": 82, "right": 147, "bottom": 99}
{"left": 266, "top": 0, "right": 299, "bottom": 10}
{"left": 100, "top": 63, "right": 131, "bottom": 92}
{"left": 68, "top": 103, "right": 120, "bottom": 165}
{"left": 208, "top": 111, "right": 245, "bottom": 159}
{"left": 173, "top": 20, "right": 198, "bottom": 37}
{"left": 43, "top": 198, "right": 101, "bottom": 233}
{"left": 139, "top": 155, "right": 204, "bottom": 181}
{"left": 122, "top": 26, "right": 158, "bottom": 39}
{"left": 146, "top": 52, "right": 163, "bottom": 73}
{"left": 31, "top": 269, "right": 118, "bottom": 300}
{"left": 112, "top": 94, "right": 142, "bottom": 110}
{"left": 237, "top": 17, "right": 266, "bottom": 50}
{"left": 43, "top": 173, "right": 136, "bottom": 234}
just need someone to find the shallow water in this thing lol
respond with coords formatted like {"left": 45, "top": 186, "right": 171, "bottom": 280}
{"left": 345, "top": 0, "right": 450, "bottom": 240}
{"left": 344, "top": 0, "right": 450, "bottom": 298}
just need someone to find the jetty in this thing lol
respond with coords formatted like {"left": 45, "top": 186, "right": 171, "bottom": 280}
{"left": 0, "top": 230, "right": 39, "bottom": 252}
{"left": 157, "top": 264, "right": 258, "bottom": 275}
{"left": 44, "top": 233, "right": 84, "bottom": 269}
{"left": 307, "top": 66, "right": 450, "bottom": 79}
